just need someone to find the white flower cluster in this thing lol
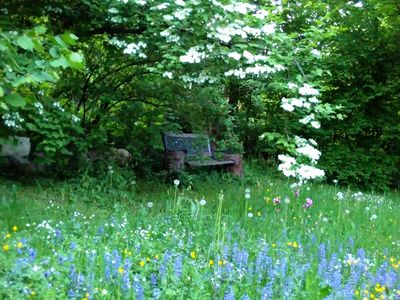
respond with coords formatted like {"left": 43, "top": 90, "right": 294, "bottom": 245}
{"left": 278, "top": 136, "right": 325, "bottom": 184}
{"left": 2, "top": 112, "right": 24, "bottom": 129}
{"left": 224, "top": 64, "right": 283, "bottom": 78}
{"left": 299, "top": 113, "right": 321, "bottom": 129}
{"left": 53, "top": 102, "right": 65, "bottom": 112}
{"left": 180, "top": 72, "right": 218, "bottom": 84}
{"left": 281, "top": 83, "right": 321, "bottom": 129}
{"left": 160, "top": 29, "right": 180, "bottom": 43}
{"left": 211, "top": 22, "right": 276, "bottom": 44}
{"left": 123, "top": 41, "right": 147, "bottom": 58}
{"left": 295, "top": 137, "right": 321, "bottom": 162}
{"left": 109, "top": 38, "right": 127, "bottom": 48}
{"left": 299, "top": 84, "right": 319, "bottom": 96}
{"left": 162, "top": 71, "right": 173, "bottom": 79}
{"left": 71, "top": 115, "right": 80, "bottom": 123}
{"left": 179, "top": 47, "right": 206, "bottom": 63}
{"left": 34, "top": 102, "right": 44, "bottom": 115}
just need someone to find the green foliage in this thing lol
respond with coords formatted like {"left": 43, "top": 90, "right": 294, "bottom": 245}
{"left": 24, "top": 99, "right": 85, "bottom": 168}
{"left": 1, "top": 0, "right": 399, "bottom": 190}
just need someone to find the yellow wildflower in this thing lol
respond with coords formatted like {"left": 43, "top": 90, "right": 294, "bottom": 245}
{"left": 390, "top": 257, "right": 396, "bottom": 263}
{"left": 272, "top": 243, "right": 276, "bottom": 248}
{"left": 118, "top": 267, "right": 124, "bottom": 274}
{"left": 12, "top": 226, "right": 18, "bottom": 232}
{"left": 375, "top": 284, "right": 385, "bottom": 293}
{"left": 5, "top": 233, "right": 11, "bottom": 239}
{"left": 218, "top": 260, "right": 223, "bottom": 266}
{"left": 17, "top": 242, "right": 23, "bottom": 249}
{"left": 292, "top": 242, "right": 298, "bottom": 248}
{"left": 209, "top": 260, "right": 214, "bottom": 266}
{"left": 155, "top": 254, "right": 159, "bottom": 260}
{"left": 139, "top": 261, "right": 145, "bottom": 267}
{"left": 248, "top": 207, "right": 252, "bottom": 211}
{"left": 31, "top": 291, "right": 36, "bottom": 296}
{"left": 190, "top": 251, "right": 196, "bottom": 259}
{"left": 3, "top": 244, "right": 9, "bottom": 252}
{"left": 146, "top": 257, "right": 150, "bottom": 262}
{"left": 370, "top": 293, "right": 375, "bottom": 299}
{"left": 355, "top": 290, "right": 360, "bottom": 296}
{"left": 257, "top": 211, "right": 261, "bottom": 216}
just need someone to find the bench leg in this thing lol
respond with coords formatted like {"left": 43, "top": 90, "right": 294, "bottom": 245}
{"left": 223, "top": 154, "right": 243, "bottom": 177}
{"left": 165, "top": 151, "right": 185, "bottom": 172}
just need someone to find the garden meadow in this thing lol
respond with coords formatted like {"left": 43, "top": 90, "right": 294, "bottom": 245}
{"left": 1, "top": 0, "right": 400, "bottom": 299}
{"left": 1, "top": 170, "right": 400, "bottom": 299}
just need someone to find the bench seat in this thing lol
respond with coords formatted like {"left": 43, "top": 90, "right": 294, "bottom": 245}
{"left": 186, "top": 159, "right": 235, "bottom": 167}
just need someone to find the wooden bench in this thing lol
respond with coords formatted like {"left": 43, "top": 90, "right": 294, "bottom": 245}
{"left": 162, "top": 132, "right": 243, "bottom": 176}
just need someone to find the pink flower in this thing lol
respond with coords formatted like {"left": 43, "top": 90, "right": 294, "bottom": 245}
{"left": 273, "top": 197, "right": 281, "bottom": 205}
{"left": 303, "top": 198, "right": 313, "bottom": 209}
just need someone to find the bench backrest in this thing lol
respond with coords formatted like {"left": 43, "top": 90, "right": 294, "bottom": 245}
{"left": 162, "top": 133, "right": 212, "bottom": 157}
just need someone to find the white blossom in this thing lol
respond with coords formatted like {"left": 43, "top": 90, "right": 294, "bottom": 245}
{"left": 162, "top": 71, "right": 173, "bottom": 79}
{"left": 261, "top": 23, "right": 276, "bottom": 35}
{"left": 228, "top": 52, "right": 241, "bottom": 61}
{"left": 298, "top": 84, "right": 319, "bottom": 96}
{"left": 311, "top": 121, "right": 321, "bottom": 129}
{"left": 296, "top": 144, "right": 321, "bottom": 162}
{"left": 311, "top": 49, "right": 321, "bottom": 57}
{"left": 180, "top": 47, "right": 206, "bottom": 63}
{"left": 174, "top": 8, "right": 192, "bottom": 20}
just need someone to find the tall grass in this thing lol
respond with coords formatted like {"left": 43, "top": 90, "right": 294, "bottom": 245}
{"left": 0, "top": 169, "right": 399, "bottom": 299}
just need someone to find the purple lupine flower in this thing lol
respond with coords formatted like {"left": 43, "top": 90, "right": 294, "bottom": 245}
{"left": 159, "top": 251, "right": 171, "bottom": 280}
{"left": 68, "top": 289, "right": 76, "bottom": 298}
{"left": 318, "top": 243, "right": 327, "bottom": 278}
{"left": 174, "top": 255, "right": 183, "bottom": 278}
{"left": 150, "top": 273, "right": 157, "bottom": 287}
{"left": 261, "top": 280, "right": 274, "bottom": 300}
{"left": 70, "top": 242, "right": 77, "bottom": 251}
{"left": 152, "top": 288, "right": 161, "bottom": 299}
{"left": 236, "top": 250, "right": 249, "bottom": 270}
{"left": 122, "top": 259, "right": 132, "bottom": 292}
{"left": 223, "top": 286, "right": 235, "bottom": 300}
{"left": 133, "top": 277, "right": 144, "bottom": 300}
{"left": 97, "top": 226, "right": 104, "bottom": 236}
{"left": 28, "top": 248, "right": 37, "bottom": 262}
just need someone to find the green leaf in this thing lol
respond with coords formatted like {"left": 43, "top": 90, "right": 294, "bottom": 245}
{"left": 50, "top": 56, "right": 70, "bottom": 69}
{"left": 0, "top": 87, "right": 4, "bottom": 97}
{"left": 31, "top": 71, "right": 56, "bottom": 83}
{"left": 0, "top": 41, "right": 8, "bottom": 51}
{"left": 17, "top": 35, "right": 34, "bottom": 50}
{"left": 0, "top": 102, "right": 9, "bottom": 110}
{"left": 54, "top": 36, "right": 68, "bottom": 48}
{"left": 34, "top": 26, "right": 47, "bottom": 34}
{"left": 49, "top": 47, "right": 58, "bottom": 58}
{"left": 4, "top": 92, "right": 26, "bottom": 107}
{"left": 62, "top": 33, "right": 78, "bottom": 45}
{"left": 69, "top": 52, "right": 83, "bottom": 63}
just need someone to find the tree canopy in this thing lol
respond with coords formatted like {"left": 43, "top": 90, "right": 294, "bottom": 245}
{"left": 1, "top": 0, "right": 399, "bottom": 189}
